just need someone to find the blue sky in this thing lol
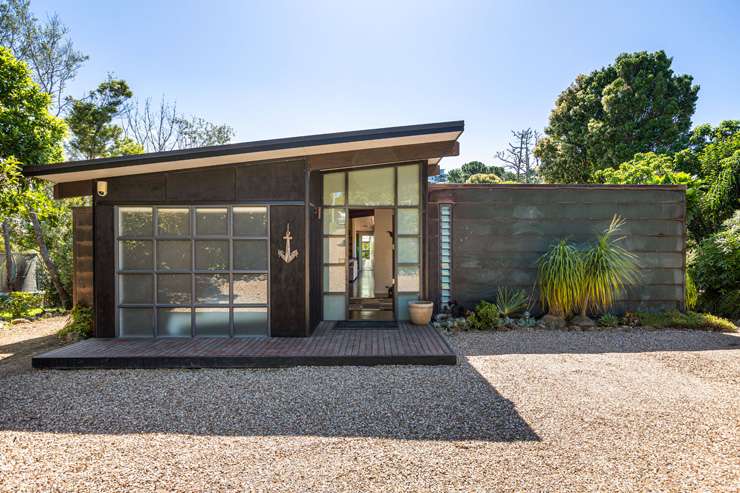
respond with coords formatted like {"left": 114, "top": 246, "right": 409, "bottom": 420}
{"left": 32, "top": 0, "right": 740, "bottom": 170}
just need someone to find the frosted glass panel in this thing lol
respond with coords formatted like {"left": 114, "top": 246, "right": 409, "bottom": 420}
{"left": 157, "top": 240, "right": 191, "bottom": 270}
{"left": 396, "top": 293, "right": 419, "bottom": 321}
{"left": 234, "top": 308, "right": 268, "bottom": 336}
{"left": 323, "top": 265, "right": 345, "bottom": 292}
{"left": 323, "top": 173, "right": 345, "bottom": 206}
{"left": 119, "top": 274, "right": 153, "bottom": 304}
{"left": 119, "top": 207, "right": 152, "bottom": 236}
{"left": 397, "top": 209, "right": 419, "bottom": 235}
{"left": 233, "top": 207, "right": 267, "bottom": 236}
{"left": 397, "top": 164, "right": 420, "bottom": 206}
{"left": 195, "top": 308, "right": 229, "bottom": 336}
{"left": 233, "top": 240, "right": 267, "bottom": 270}
{"left": 233, "top": 273, "right": 267, "bottom": 304}
{"left": 157, "top": 274, "right": 191, "bottom": 304}
{"left": 323, "top": 208, "right": 346, "bottom": 235}
{"left": 158, "top": 308, "right": 191, "bottom": 336}
{"left": 195, "top": 274, "right": 229, "bottom": 304}
{"left": 348, "top": 167, "right": 394, "bottom": 206}
{"left": 119, "top": 240, "right": 153, "bottom": 270}
{"left": 398, "top": 265, "right": 420, "bottom": 292}
{"left": 195, "top": 240, "right": 229, "bottom": 270}
{"left": 157, "top": 208, "right": 189, "bottom": 236}
{"left": 323, "top": 237, "right": 346, "bottom": 264}
{"left": 195, "top": 208, "right": 228, "bottom": 235}
{"left": 397, "top": 237, "right": 419, "bottom": 263}
{"left": 323, "top": 294, "right": 345, "bottom": 320}
{"left": 120, "top": 308, "right": 153, "bottom": 337}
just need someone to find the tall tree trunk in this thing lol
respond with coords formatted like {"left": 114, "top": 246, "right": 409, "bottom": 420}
{"left": 2, "top": 219, "right": 17, "bottom": 292}
{"left": 29, "top": 209, "right": 70, "bottom": 308}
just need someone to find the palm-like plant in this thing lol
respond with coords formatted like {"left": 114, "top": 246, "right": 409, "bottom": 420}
{"left": 537, "top": 239, "right": 584, "bottom": 318}
{"left": 578, "top": 215, "right": 639, "bottom": 316}
{"left": 494, "top": 287, "right": 529, "bottom": 318}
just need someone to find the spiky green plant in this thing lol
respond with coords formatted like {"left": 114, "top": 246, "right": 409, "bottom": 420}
{"left": 537, "top": 239, "right": 584, "bottom": 318}
{"left": 579, "top": 215, "right": 639, "bottom": 315}
{"left": 494, "top": 287, "right": 529, "bottom": 317}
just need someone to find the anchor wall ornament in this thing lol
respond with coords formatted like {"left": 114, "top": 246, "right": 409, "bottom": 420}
{"left": 277, "top": 223, "right": 299, "bottom": 264}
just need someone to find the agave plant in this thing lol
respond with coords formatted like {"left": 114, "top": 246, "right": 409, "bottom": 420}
{"left": 537, "top": 239, "right": 584, "bottom": 318}
{"left": 494, "top": 287, "right": 529, "bottom": 318}
{"left": 578, "top": 215, "right": 639, "bottom": 316}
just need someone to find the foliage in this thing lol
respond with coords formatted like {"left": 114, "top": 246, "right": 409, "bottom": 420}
{"left": 688, "top": 211, "right": 740, "bottom": 318}
{"left": 466, "top": 173, "right": 502, "bottom": 184}
{"left": 494, "top": 287, "right": 529, "bottom": 317}
{"left": 0, "top": 291, "right": 44, "bottom": 319}
{"left": 494, "top": 128, "right": 541, "bottom": 183}
{"left": 515, "top": 311, "right": 537, "bottom": 328}
{"left": 597, "top": 313, "right": 620, "bottom": 327}
{"left": 635, "top": 310, "right": 736, "bottom": 332}
{"left": 684, "top": 271, "right": 698, "bottom": 311}
{"left": 57, "top": 304, "right": 93, "bottom": 340}
{"left": 466, "top": 300, "right": 501, "bottom": 330}
{"left": 537, "top": 239, "right": 584, "bottom": 317}
{"left": 0, "top": 0, "right": 88, "bottom": 115}
{"left": 592, "top": 152, "right": 703, "bottom": 230}
{"left": 536, "top": 50, "right": 699, "bottom": 183}
{"left": 579, "top": 216, "right": 639, "bottom": 314}
{"left": 65, "top": 77, "right": 143, "bottom": 160}
{"left": 447, "top": 161, "right": 508, "bottom": 183}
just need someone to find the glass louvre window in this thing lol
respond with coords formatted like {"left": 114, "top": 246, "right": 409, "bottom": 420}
{"left": 439, "top": 204, "right": 452, "bottom": 305}
{"left": 116, "top": 206, "right": 269, "bottom": 337}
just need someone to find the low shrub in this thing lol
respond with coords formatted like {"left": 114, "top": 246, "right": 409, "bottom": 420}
{"left": 597, "top": 313, "right": 620, "bottom": 327}
{"left": 494, "top": 288, "right": 529, "bottom": 318}
{"left": 0, "top": 292, "right": 45, "bottom": 320}
{"left": 636, "top": 310, "right": 737, "bottom": 332}
{"left": 467, "top": 300, "right": 501, "bottom": 330}
{"left": 57, "top": 305, "right": 94, "bottom": 341}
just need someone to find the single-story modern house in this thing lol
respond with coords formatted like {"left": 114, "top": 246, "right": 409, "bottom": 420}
{"left": 24, "top": 120, "right": 687, "bottom": 348}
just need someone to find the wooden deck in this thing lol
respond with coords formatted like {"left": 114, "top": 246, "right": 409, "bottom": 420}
{"left": 32, "top": 322, "right": 456, "bottom": 369}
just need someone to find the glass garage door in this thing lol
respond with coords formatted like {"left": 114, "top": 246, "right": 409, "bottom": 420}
{"left": 116, "top": 206, "right": 269, "bottom": 337}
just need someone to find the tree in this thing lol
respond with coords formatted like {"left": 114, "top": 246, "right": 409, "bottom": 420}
{"left": 122, "top": 96, "right": 235, "bottom": 152}
{"left": 447, "top": 161, "right": 506, "bottom": 183}
{"left": 0, "top": 0, "right": 88, "bottom": 115}
{"left": 66, "top": 78, "right": 144, "bottom": 160}
{"left": 495, "top": 128, "right": 541, "bottom": 183}
{"left": 536, "top": 51, "right": 699, "bottom": 183}
{"left": 0, "top": 46, "right": 68, "bottom": 304}
{"left": 466, "top": 173, "right": 502, "bottom": 184}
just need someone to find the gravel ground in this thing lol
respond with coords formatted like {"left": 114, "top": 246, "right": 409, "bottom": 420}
{"left": 1, "top": 324, "right": 739, "bottom": 492}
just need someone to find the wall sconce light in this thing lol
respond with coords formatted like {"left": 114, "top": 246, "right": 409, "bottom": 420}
{"left": 96, "top": 180, "right": 108, "bottom": 197}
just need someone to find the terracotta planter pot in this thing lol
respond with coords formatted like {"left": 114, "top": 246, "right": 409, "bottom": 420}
{"left": 408, "top": 301, "right": 434, "bottom": 325}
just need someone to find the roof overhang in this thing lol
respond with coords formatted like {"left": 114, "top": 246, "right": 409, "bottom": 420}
{"left": 23, "top": 120, "right": 464, "bottom": 184}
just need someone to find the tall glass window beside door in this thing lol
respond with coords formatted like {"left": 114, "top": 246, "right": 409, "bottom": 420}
{"left": 116, "top": 205, "right": 269, "bottom": 337}
{"left": 322, "top": 173, "right": 347, "bottom": 320}
{"left": 395, "top": 164, "right": 421, "bottom": 320}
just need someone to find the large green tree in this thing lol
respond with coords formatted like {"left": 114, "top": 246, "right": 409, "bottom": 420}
{"left": 66, "top": 77, "right": 143, "bottom": 160}
{"left": 447, "top": 161, "right": 507, "bottom": 183}
{"left": 0, "top": 46, "right": 68, "bottom": 302}
{"left": 536, "top": 51, "right": 699, "bottom": 183}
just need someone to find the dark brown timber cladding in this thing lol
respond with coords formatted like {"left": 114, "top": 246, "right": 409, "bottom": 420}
{"left": 72, "top": 207, "right": 94, "bottom": 307}
{"left": 270, "top": 205, "right": 306, "bottom": 336}
{"left": 427, "top": 185, "right": 687, "bottom": 314}
{"left": 93, "top": 204, "right": 115, "bottom": 336}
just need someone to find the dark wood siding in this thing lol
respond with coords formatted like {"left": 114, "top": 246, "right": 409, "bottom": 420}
{"left": 93, "top": 204, "right": 115, "bottom": 337}
{"left": 427, "top": 185, "right": 687, "bottom": 314}
{"left": 270, "top": 205, "right": 306, "bottom": 336}
{"left": 72, "top": 207, "right": 94, "bottom": 307}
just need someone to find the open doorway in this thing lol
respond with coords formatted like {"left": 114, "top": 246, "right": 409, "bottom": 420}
{"left": 348, "top": 208, "right": 394, "bottom": 320}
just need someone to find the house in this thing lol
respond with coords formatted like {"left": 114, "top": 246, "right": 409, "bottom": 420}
{"left": 23, "top": 120, "right": 686, "bottom": 344}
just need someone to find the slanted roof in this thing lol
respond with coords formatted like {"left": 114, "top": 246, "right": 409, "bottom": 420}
{"left": 23, "top": 120, "right": 464, "bottom": 183}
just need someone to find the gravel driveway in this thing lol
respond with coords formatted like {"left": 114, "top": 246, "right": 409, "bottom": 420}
{"left": 1, "top": 324, "right": 738, "bottom": 492}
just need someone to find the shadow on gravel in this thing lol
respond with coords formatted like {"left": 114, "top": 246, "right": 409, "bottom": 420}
{"left": 456, "top": 329, "right": 740, "bottom": 356}
{"left": 0, "top": 333, "right": 63, "bottom": 378}
{"left": 0, "top": 358, "right": 539, "bottom": 442}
